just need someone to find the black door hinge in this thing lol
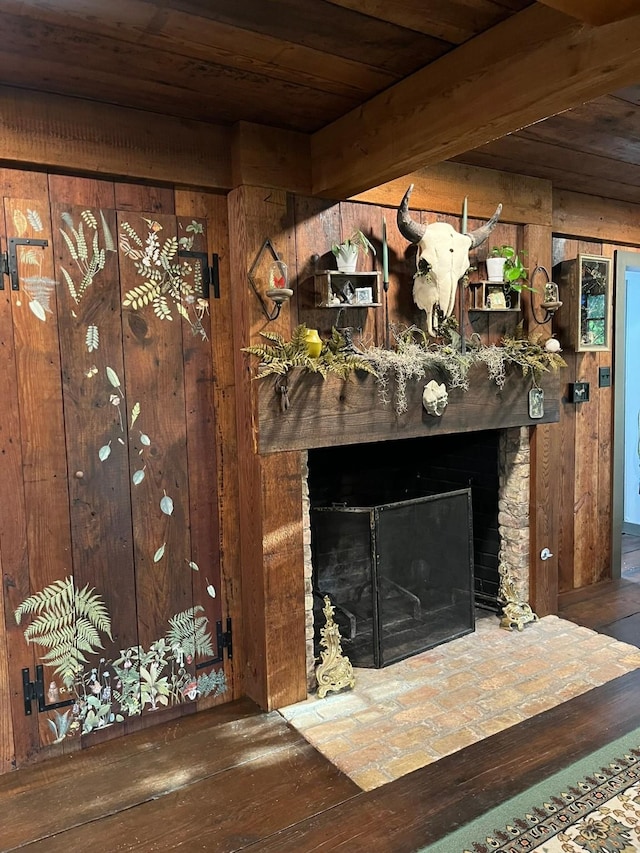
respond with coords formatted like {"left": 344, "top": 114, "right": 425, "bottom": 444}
{"left": 22, "top": 666, "right": 73, "bottom": 716}
{"left": 217, "top": 618, "right": 233, "bottom": 660}
{"left": 0, "top": 251, "right": 7, "bottom": 289}
{"left": 178, "top": 250, "right": 220, "bottom": 300}
{"left": 195, "top": 617, "right": 232, "bottom": 671}
{"left": 8, "top": 238, "right": 48, "bottom": 291}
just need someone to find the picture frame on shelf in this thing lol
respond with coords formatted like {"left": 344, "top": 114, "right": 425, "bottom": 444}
{"left": 355, "top": 286, "right": 373, "bottom": 305}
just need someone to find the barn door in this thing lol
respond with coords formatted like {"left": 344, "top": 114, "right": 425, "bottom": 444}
{"left": 1, "top": 194, "right": 229, "bottom": 765}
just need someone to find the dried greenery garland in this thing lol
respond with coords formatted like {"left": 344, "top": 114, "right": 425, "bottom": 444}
{"left": 366, "top": 326, "right": 473, "bottom": 414}
{"left": 243, "top": 324, "right": 566, "bottom": 415}
{"left": 242, "top": 324, "right": 376, "bottom": 381}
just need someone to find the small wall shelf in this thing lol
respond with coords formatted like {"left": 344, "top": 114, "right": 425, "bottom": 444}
{"left": 468, "top": 280, "right": 521, "bottom": 312}
{"left": 313, "top": 270, "right": 381, "bottom": 308}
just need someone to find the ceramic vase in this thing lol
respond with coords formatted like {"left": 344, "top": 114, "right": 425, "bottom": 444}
{"left": 304, "top": 328, "right": 322, "bottom": 357}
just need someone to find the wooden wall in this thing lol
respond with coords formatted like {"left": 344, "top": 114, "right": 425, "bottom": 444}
{"left": 231, "top": 170, "right": 640, "bottom": 674}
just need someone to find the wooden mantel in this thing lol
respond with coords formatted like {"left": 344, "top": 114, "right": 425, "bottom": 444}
{"left": 257, "top": 366, "right": 561, "bottom": 455}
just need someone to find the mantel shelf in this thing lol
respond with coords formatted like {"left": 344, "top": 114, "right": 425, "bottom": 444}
{"left": 257, "top": 365, "right": 560, "bottom": 454}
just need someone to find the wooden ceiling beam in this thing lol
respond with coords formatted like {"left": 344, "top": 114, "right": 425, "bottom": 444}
{"left": 0, "top": 86, "right": 232, "bottom": 189}
{"left": 311, "top": 4, "right": 640, "bottom": 198}
{"left": 535, "top": 0, "right": 640, "bottom": 27}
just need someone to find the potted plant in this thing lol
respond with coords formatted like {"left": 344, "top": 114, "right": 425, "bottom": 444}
{"left": 487, "top": 245, "right": 530, "bottom": 291}
{"left": 332, "top": 229, "right": 376, "bottom": 273}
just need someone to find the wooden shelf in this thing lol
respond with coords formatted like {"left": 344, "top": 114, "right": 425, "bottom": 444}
{"left": 312, "top": 270, "right": 381, "bottom": 308}
{"left": 469, "top": 280, "right": 521, "bottom": 311}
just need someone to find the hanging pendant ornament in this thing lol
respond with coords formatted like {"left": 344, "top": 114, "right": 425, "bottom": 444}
{"left": 528, "top": 387, "right": 544, "bottom": 419}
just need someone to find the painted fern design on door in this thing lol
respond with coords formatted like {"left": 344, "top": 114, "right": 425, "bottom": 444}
{"left": 15, "top": 577, "right": 226, "bottom": 742}
{"left": 14, "top": 575, "right": 112, "bottom": 689}
{"left": 166, "top": 606, "right": 215, "bottom": 661}
{"left": 120, "top": 217, "right": 209, "bottom": 340}
{"left": 11, "top": 208, "right": 55, "bottom": 321}
{"left": 59, "top": 209, "right": 116, "bottom": 304}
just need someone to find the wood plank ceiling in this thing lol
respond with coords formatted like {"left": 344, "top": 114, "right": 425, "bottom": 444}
{"left": 453, "top": 86, "right": 640, "bottom": 205}
{"left": 0, "top": 0, "right": 639, "bottom": 202}
{"left": 0, "top": 0, "right": 532, "bottom": 132}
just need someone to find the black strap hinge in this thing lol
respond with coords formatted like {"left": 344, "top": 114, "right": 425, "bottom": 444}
{"left": 0, "top": 251, "right": 8, "bottom": 289}
{"left": 178, "top": 250, "right": 220, "bottom": 300}
{"left": 216, "top": 618, "right": 233, "bottom": 660}
{"left": 22, "top": 666, "right": 73, "bottom": 716}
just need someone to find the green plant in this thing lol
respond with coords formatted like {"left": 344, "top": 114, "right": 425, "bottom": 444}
{"left": 331, "top": 229, "right": 376, "bottom": 257}
{"left": 490, "top": 245, "right": 531, "bottom": 292}
{"left": 243, "top": 325, "right": 378, "bottom": 380}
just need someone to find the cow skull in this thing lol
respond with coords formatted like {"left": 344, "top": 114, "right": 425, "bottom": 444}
{"left": 397, "top": 184, "right": 502, "bottom": 337}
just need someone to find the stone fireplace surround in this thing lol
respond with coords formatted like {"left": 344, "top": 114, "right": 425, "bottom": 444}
{"left": 301, "top": 427, "right": 531, "bottom": 691}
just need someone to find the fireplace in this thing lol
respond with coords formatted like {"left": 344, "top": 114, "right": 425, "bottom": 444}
{"left": 302, "top": 428, "right": 531, "bottom": 686}
{"left": 311, "top": 490, "right": 475, "bottom": 668}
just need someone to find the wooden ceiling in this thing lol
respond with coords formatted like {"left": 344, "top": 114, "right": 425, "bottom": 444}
{"left": 0, "top": 0, "right": 533, "bottom": 133}
{"left": 453, "top": 86, "right": 640, "bottom": 206}
{"left": 0, "top": 0, "right": 640, "bottom": 200}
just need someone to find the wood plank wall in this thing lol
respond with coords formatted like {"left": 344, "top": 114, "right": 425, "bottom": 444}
{"left": 235, "top": 176, "right": 640, "bottom": 645}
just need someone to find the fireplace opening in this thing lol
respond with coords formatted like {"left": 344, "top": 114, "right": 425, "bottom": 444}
{"left": 307, "top": 432, "right": 502, "bottom": 669}
{"left": 311, "top": 490, "right": 474, "bottom": 667}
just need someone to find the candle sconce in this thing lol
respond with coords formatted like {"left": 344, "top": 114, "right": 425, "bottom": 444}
{"left": 248, "top": 238, "right": 292, "bottom": 321}
{"left": 530, "top": 265, "right": 563, "bottom": 325}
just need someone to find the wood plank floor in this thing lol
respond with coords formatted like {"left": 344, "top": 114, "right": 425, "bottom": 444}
{"left": 3, "top": 543, "right": 640, "bottom": 853}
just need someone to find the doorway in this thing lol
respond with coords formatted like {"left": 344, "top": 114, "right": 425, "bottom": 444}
{"left": 0, "top": 173, "right": 235, "bottom": 770}
{"left": 612, "top": 251, "right": 640, "bottom": 579}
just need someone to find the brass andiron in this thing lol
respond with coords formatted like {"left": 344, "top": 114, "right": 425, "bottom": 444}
{"left": 316, "top": 596, "right": 355, "bottom": 698}
{"left": 498, "top": 563, "right": 539, "bottom": 632}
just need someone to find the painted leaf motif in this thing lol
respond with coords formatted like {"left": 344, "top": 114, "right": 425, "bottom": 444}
{"left": 160, "top": 495, "right": 174, "bottom": 516}
{"left": 60, "top": 266, "right": 78, "bottom": 303}
{"left": 13, "top": 209, "right": 28, "bottom": 236}
{"left": 206, "top": 584, "right": 216, "bottom": 599}
{"left": 28, "top": 300, "right": 47, "bottom": 322}
{"left": 81, "top": 209, "right": 98, "bottom": 229}
{"left": 132, "top": 469, "right": 145, "bottom": 485}
{"left": 130, "top": 402, "right": 140, "bottom": 427}
{"left": 188, "top": 561, "right": 199, "bottom": 572}
{"left": 153, "top": 543, "right": 166, "bottom": 563}
{"left": 86, "top": 324, "right": 99, "bottom": 353}
{"left": 139, "top": 433, "right": 151, "bottom": 446}
{"left": 100, "top": 210, "right": 116, "bottom": 252}
{"left": 106, "top": 366, "right": 121, "bottom": 388}
{"left": 27, "top": 209, "right": 43, "bottom": 232}
{"left": 98, "top": 444, "right": 111, "bottom": 462}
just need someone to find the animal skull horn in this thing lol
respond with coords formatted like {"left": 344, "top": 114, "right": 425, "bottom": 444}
{"left": 465, "top": 203, "right": 503, "bottom": 247}
{"left": 396, "top": 184, "right": 502, "bottom": 337}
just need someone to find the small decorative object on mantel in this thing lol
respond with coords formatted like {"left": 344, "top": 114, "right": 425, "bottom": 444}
{"left": 422, "top": 379, "right": 448, "bottom": 416}
{"left": 316, "top": 595, "right": 355, "bottom": 698}
{"left": 304, "top": 327, "right": 322, "bottom": 357}
{"left": 498, "top": 563, "right": 539, "bottom": 631}
{"left": 528, "top": 387, "right": 545, "bottom": 419}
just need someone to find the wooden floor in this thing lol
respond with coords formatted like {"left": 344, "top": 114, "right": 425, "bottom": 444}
{"left": 4, "top": 540, "right": 640, "bottom": 853}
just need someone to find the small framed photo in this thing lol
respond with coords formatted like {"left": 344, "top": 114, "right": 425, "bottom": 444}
{"left": 486, "top": 286, "right": 506, "bottom": 310}
{"left": 354, "top": 286, "right": 373, "bottom": 304}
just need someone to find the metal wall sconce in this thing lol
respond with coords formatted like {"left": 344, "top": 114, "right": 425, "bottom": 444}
{"left": 248, "top": 238, "right": 293, "bottom": 321}
{"left": 530, "top": 265, "right": 563, "bottom": 325}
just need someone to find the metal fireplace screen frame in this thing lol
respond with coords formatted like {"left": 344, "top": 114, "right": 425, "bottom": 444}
{"left": 311, "top": 488, "right": 475, "bottom": 669}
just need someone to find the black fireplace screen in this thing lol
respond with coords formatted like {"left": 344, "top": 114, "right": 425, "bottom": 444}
{"left": 311, "top": 489, "right": 475, "bottom": 668}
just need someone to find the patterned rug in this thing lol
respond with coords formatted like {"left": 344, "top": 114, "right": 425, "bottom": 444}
{"left": 419, "top": 729, "right": 640, "bottom": 853}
